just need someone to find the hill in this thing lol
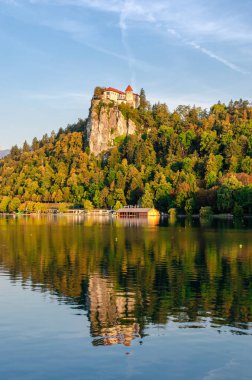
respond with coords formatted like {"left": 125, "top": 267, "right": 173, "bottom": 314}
{"left": 0, "top": 150, "right": 10, "bottom": 159}
{"left": 0, "top": 96, "right": 252, "bottom": 215}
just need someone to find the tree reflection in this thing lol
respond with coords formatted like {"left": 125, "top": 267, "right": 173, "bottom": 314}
{"left": 0, "top": 215, "right": 252, "bottom": 345}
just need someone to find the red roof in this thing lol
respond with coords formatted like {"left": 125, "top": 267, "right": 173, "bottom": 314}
{"left": 125, "top": 85, "right": 133, "bottom": 92}
{"left": 105, "top": 87, "right": 125, "bottom": 95}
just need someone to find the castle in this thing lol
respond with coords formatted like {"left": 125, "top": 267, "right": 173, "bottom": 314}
{"left": 96, "top": 85, "right": 140, "bottom": 108}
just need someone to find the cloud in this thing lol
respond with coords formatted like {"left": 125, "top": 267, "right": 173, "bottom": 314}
{"left": 3, "top": 0, "right": 251, "bottom": 74}
{"left": 188, "top": 41, "right": 249, "bottom": 74}
{"left": 41, "top": 13, "right": 154, "bottom": 72}
{"left": 164, "top": 26, "right": 249, "bottom": 74}
{"left": 85, "top": 42, "right": 153, "bottom": 71}
{"left": 119, "top": 0, "right": 137, "bottom": 86}
{"left": 59, "top": 0, "right": 251, "bottom": 74}
{"left": 57, "top": 0, "right": 252, "bottom": 42}
{"left": 5, "top": 0, "right": 252, "bottom": 43}
{"left": 61, "top": 0, "right": 123, "bottom": 13}
{"left": 203, "top": 358, "right": 238, "bottom": 380}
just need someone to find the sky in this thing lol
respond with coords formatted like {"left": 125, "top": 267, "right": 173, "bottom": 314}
{"left": 0, "top": 0, "right": 252, "bottom": 149}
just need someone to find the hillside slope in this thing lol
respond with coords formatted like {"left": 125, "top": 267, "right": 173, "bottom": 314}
{"left": 0, "top": 99, "right": 252, "bottom": 214}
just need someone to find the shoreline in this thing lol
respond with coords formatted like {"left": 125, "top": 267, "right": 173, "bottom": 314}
{"left": 0, "top": 212, "right": 252, "bottom": 219}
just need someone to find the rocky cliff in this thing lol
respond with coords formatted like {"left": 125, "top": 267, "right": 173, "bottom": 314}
{"left": 86, "top": 99, "right": 137, "bottom": 156}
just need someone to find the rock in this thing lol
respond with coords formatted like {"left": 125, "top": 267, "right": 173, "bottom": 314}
{"left": 86, "top": 99, "right": 137, "bottom": 156}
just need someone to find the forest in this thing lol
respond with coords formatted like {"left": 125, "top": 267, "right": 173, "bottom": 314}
{"left": 0, "top": 92, "right": 252, "bottom": 215}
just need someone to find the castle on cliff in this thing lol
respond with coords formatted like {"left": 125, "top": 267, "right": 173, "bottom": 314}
{"left": 94, "top": 85, "right": 140, "bottom": 108}
{"left": 88, "top": 85, "right": 139, "bottom": 155}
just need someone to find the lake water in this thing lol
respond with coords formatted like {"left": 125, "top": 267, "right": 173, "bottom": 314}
{"left": 0, "top": 215, "right": 252, "bottom": 380}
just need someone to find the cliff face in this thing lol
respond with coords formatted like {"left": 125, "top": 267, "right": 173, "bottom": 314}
{"left": 86, "top": 99, "right": 137, "bottom": 156}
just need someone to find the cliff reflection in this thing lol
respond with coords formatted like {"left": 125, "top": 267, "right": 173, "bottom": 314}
{"left": 0, "top": 215, "right": 252, "bottom": 344}
{"left": 89, "top": 274, "right": 139, "bottom": 346}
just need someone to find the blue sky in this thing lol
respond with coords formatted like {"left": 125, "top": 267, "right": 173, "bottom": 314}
{"left": 0, "top": 0, "right": 252, "bottom": 148}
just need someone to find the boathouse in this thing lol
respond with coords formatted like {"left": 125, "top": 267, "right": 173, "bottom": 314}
{"left": 116, "top": 207, "right": 160, "bottom": 218}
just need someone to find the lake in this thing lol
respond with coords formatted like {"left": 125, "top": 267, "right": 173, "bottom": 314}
{"left": 0, "top": 215, "right": 252, "bottom": 380}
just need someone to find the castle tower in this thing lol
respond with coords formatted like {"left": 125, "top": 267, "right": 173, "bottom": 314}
{"left": 125, "top": 85, "right": 134, "bottom": 106}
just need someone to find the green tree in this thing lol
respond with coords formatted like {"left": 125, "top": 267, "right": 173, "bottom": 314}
{"left": 217, "top": 187, "right": 233, "bottom": 212}
{"left": 185, "top": 197, "right": 195, "bottom": 215}
{"left": 141, "top": 184, "right": 154, "bottom": 208}
{"left": 22, "top": 140, "right": 30, "bottom": 153}
{"left": 83, "top": 199, "right": 94, "bottom": 212}
{"left": 0, "top": 197, "right": 11, "bottom": 213}
{"left": 205, "top": 171, "right": 218, "bottom": 188}
{"left": 241, "top": 157, "right": 252, "bottom": 174}
{"left": 139, "top": 88, "right": 148, "bottom": 110}
{"left": 200, "top": 131, "right": 218, "bottom": 154}
{"left": 114, "top": 201, "right": 123, "bottom": 211}
{"left": 8, "top": 197, "right": 21, "bottom": 213}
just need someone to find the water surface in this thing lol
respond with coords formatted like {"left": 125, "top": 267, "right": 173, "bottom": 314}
{"left": 0, "top": 215, "right": 252, "bottom": 380}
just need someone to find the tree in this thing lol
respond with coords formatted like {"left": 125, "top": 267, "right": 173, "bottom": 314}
{"left": 83, "top": 199, "right": 93, "bottom": 212}
{"left": 26, "top": 201, "right": 35, "bottom": 213}
{"left": 241, "top": 157, "right": 252, "bottom": 174}
{"left": 8, "top": 198, "right": 21, "bottom": 213}
{"left": 217, "top": 187, "right": 233, "bottom": 212}
{"left": 174, "top": 105, "right": 191, "bottom": 120}
{"left": 140, "top": 184, "right": 154, "bottom": 208}
{"left": 22, "top": 140, "right": 30, "bottom": 153}
{"left": 58, "top": 203, "right": 68, "bottom": 213}
{"left": 0, "top": 197, "right": 11, "bottom": 213}
{"left": 199, "top": 206, "right": 213, "bottom": 219}
{"left": 93, "top": 190, "right": 102, "bottom": 208}
{"left": 114, "top": 201, "right": 123, "bottom": 211}
{"left": 113, "top": 188, "right": 126, "bottom": 205}
{"left": 179, "top": 130, "right": 196, "bottom": 154}
{"left": 233, "top": 203, "right": 244, "bottom": 219}
{"left": 32, "top": 137, "right": 39, "bottom": 151}
{"left": 205, "top": 171, "right": 218, "bottom": 188}
{"left": 152, "top": 103, "right": 169, "bottom": 127}
{"left": 9, "top": 145, "right": 21, "bottom": 160}
{"left": 139, "top": 88, "right": 148, "bottom": 110}
{"left": 94, "top": 86, "right": 105, "bottom": 97}
{"left": 185, "top": 197, "right": 195, "bottom": 215}
{"left": 200, "top": 131, "right": 218, "bottom": 155}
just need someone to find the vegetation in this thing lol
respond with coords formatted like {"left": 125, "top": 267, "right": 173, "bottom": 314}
{"left": 83, "top": 199, "right": 94, "bottom": 212}
{"left": 199, "top": 206, "right": 213, "bottom": 219}
{"left": 1, "top": 98, "right": 252, "bottom": 214}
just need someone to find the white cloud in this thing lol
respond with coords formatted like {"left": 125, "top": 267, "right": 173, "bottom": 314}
{"left": 57, "top": 0, "right": 252, "bottom": 42}
{"left": 188, "top": 41, "right": 249, "bottom": 74}
{"left": 40, "top": 11, "right": 154, "bottom": 72}
{"left": 58, "top": 0, "right": 251, "bottom": 74}
{"left": 3, "top": 0, "right": 251, "bottom": 74}
{"left": 119, "top": 0, "right": 136, "bottom": 86}
{"left": 5, "top": 0, "right": 252, "bottom": 42}
{"left": 203, "top": 358, "right": 238, "bottom": 380}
